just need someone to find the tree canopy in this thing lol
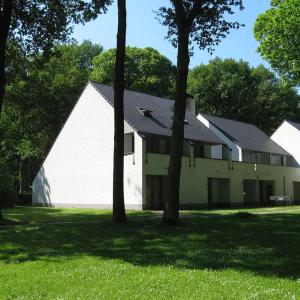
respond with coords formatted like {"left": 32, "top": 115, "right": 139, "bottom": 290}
{"left": 188, "top": 58, "right": 300, "bottom": 133}
{"left": 254, "top": 0, "right": 300, "bottom": 85}
{"left": 0, "top": 41, "right": 103, "bottom": 194}
{"left": 91, "top": 46, "right": 176, "bottom": 98}
{"left": 188, "top": 58, "right": 300, "bottom": 134}
{"left": 6, "top": 0, "right": 111, "bottom": 53}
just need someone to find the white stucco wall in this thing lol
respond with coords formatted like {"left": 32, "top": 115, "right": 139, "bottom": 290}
{"left": 197, "top": 114, "right": 242, "bottom": 161}
{"left": 144, "top": 153, "right": 300, "bottom": 206}
{"left": 32, "top": 83, "right": 143, "bottom": 209}
{"left": 271, "top": 121, "right": 300, "bottom": 165}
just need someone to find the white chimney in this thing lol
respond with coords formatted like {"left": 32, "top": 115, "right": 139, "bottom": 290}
{"left": 186, "top": 93, "right": 196, "bottom": 115}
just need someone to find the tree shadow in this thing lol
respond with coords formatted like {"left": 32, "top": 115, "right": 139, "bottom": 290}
{"left": 0, "top": 210, "right": 300, "bottom": 280}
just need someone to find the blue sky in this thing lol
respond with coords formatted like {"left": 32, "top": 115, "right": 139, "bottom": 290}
{"left": 73, "top": 0, "right": 271, "bottom": 69}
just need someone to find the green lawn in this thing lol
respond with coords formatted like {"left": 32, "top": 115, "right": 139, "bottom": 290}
{"left": 1, "top": 206, "right": 300, "bottom": 299}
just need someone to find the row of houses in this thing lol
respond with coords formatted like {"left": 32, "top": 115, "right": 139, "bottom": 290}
{"left": 32, "top": 81, "right": 300, "bottom": 209}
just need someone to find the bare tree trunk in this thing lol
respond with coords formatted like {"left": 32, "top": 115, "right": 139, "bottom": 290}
{"left": 113, "top": 0, "right": 127, "bottom": 223}
{"left": 18, "top": 158, "right": 24, "bottom": 194}
{"left": 0, "top": 0, "right": 13, "bottom": 222}
{"left": 0, "top": 208, "right": 3, "bottom": 220}
{"left": 0, "top": 0, "right": 13, "bottom": 115}
{"left": 163, "top": 27, "right": 190, "bottom": 225}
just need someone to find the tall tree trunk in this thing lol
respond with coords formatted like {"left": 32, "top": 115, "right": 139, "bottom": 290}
{"left": 0, "top": 0, "right": 13, "bottom": 222}
{"left": 163, "top": 28, "right": 190, "bottom": 225}
{"left": 0, "top": 0, "right": 13, "bottom": 115}
{"left": 0, "top": 207, "right": 3, "bottom": 220}
{"left": 18, "top": 158, "right": 24, "bottom": 194}
{"left": 113, "top": 0, "right": 127, "bottom": 223}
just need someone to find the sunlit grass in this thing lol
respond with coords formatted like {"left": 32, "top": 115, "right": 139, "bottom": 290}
{"left": 1, "top": 206, "right": 300, "bottom": 299}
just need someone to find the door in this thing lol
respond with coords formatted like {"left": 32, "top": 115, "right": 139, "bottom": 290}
{"left": 146, "top": 176, "right": 165, "bottom": 210}
{"left": 243, "top": 180, "right": 259, "bottom": 206}
{"left": 293, "top": 182, "right": 300, "bottom": 204}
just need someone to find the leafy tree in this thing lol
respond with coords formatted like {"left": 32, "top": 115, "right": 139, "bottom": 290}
{"left": 157, "top": 0, "right": 244, "bottom": 224}
{"left": 91, "top": 46, "right": 176, "bottom": 98}
{"left": 0, "top": 0, "right": 112, "bottom": 115}
{"left": 0, "top": 41, "right": 102, "bottom": 197}
{"left": 113, "top": 0, "right": 127, "bottom": 223}
{"left": 189, "top": 58, "right": 256, "bottom": 119}
{"left": 188, "top": 58, "right": 300, "bottom": 134}
{"left": 254, "top": 0, "right": 300, "bottom": 85}
{"left": 251, "top": 65, "right": 300, "bottom": 134}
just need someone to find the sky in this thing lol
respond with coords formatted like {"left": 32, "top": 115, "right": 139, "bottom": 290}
{"left": 73, "top": 0, "right": 271, "bottom": 69}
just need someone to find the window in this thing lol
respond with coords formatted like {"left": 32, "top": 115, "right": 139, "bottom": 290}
{"left": 243, "top": 150, "right": 272, "bottom": 164}
{"left": 222, "top": 145, "right": 231, "bottom": 160}
{"left": 270, "top": 154, "right": 283, "bottom": 166}
{"left": 124, "top": 133, "right": 134, "bottom": 155}
{"left": 137, "top": 107, "right": 153, "bottom": 117}
{"left": 257, "top": 152, "right": 270, "bottom": 164}
{"left": 194, "top": 143, "right": 204, "bottom": 158}
{"left": 146, "top": 137, "right": 170, "bottom": 154}
{"left": 243, "top": 150, "right": 256, "bottom": 163}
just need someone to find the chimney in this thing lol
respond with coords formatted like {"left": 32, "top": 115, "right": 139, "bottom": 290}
{"left": 186, "top": 93, "right": 196, "bottom": 115}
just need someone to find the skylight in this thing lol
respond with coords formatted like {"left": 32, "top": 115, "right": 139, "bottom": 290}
{"left": 137, "top": 107, "right": 153, "bottom": 117}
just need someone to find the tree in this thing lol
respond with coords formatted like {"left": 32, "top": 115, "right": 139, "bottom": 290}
{"left": 188, "top": 58, "right": 300, "bottom": 134}
{"left": 188, "top": 58, "right": 256, "bottom": 119}
{"left": 0, "top": 0, "right": 111, "bottom": 115}
{"left": 157, "top": 0, "right": 244, "bottom": 224}
{"left": 91, "top": 47, "right": 176, "bottom": 98}
{"left": 0, "top": 41, "right": 102, "bottom": 199}
{"left": 113, "top": 0, "right": 127, "bottom": 223}
{"left": 254, "top": 0, "right": 300, "bottom": 85}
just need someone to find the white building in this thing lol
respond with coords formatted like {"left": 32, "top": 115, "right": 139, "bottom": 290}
{"left": 271, "top": 120, "right": 300, "bottom": 167}
{"left": 32, "top": 82, "right": 300, "bottom": 209}
{"left": 198, "top": 114, "right": 290, "bottom": 166}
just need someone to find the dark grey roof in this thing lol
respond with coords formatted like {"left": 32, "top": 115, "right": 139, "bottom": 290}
{"left": 91, "top": 82, "right": 223, "bottom": 144}
{"left": 287, "top": 120, "right": 300, "bottom": 131}
{"left": 201, "top": 114, "right": 290, "bottom": 156}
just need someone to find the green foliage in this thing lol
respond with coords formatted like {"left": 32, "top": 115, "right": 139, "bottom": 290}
{"left": 157, "top": 0, "right": 244, "bottom": 52}
{"left": 188, "top": 58, "right": 300, "bottom": 134}
{"left": 91, "top": 47, "right": 176, "bottom": 98}
{"left": 254, "top": 0, "right": 300, "bottom": 85}
{"left": 1, "top": 206, "right": 300, "bottom": 298}
{"left": 7, "top": 1, "right": 112, "bottom": 53}
{"left": 0, "top": 41, "right": 102, "bottom": 193}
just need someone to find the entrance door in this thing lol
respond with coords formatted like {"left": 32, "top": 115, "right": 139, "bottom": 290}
{"left": 259, "top": 180, "right": 275, "bottom": 205}
{"left": 293, "top": 182, "right": 300, "bottom": 204}
{"left": 146, "top": 176, "right": 165, "bottom": 210}
{"left": 243, "top": 180, "right": 259, "bottom": 206}
{"left": 208, "top": 178, "right": 230, "bottom": 208}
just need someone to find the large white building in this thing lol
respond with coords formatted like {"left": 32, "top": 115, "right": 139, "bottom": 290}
{"left": 32, "top": 82, "right": 300, "bottom": 209}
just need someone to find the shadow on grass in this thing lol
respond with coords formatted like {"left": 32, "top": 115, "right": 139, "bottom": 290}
{"left": 0, "top": 208, "right": 300, "bottom": 280}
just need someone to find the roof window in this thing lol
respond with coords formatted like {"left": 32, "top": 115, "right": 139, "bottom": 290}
{"left": 138, "top": 107, "right": 153, "bottom": 117}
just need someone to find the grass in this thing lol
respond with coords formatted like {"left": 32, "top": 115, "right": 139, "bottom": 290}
{"left": 1, "top": 206, "right": 300, "bottom": 299}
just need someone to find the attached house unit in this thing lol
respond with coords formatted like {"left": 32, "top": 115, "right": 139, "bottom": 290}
{"left": 32, "top": 81, "right": 300, "bottom": 209}
{"left": 198, "top": 114, "right": 291, "bottom": 165}
{"left": 271, "top": 120, "right": 300, "bottom": 167}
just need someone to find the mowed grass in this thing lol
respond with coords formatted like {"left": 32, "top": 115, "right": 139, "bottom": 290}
{"left": 1, "top": 206, "right": 300, "bottom": 299}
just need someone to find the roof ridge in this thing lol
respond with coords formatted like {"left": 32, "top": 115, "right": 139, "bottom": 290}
{"left": 201, "top": 113, "right": 256, "bottom": 127}
{"left": 89, "top": 80, "right": 175, "bottom": 103}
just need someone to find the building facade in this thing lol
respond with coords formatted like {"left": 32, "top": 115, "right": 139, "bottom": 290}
{"left": 32, "top": 82, "right": 300, "bottom": 209}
